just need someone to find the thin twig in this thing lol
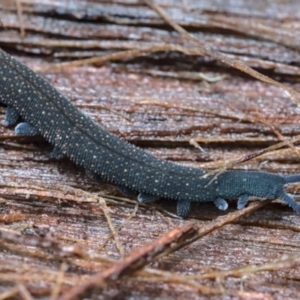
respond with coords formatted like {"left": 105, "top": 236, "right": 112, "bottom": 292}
{"left": 143, "top": 0, "right": 300, "bottom": 107}
{"left": 50, "top": 262, "right": 67, "bottom": 300}
{"left": 59, "top": 222, "right": 199, "bottom": 300}
{"left": 59, "top": 201, "right": 266, "bottom": 300}
{"left": 17, "top": 283, "right": 33, "bottom": 300}
{"left": 0, "top": 287, "right": 19, "bottom": 300}
{"left": 98, "top": 204, "right": 139, "bottom": 252}
{"left": 15, "top": 0, "right": 25, "bottom": 37}
{"left": 97, "top": 196, "right": 125, "bottom": 257}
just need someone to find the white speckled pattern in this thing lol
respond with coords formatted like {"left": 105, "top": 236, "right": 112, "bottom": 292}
{"left": 1, "top": 49, "right": 300, "bottom": 217}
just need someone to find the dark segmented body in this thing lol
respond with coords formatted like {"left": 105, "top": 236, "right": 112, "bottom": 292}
{"left": 1, "top": 49, "right": 300, "bottom": 217}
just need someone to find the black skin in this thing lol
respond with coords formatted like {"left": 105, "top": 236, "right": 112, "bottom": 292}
{"left": 1, "top": 49, "right": 300, "bottom": 218}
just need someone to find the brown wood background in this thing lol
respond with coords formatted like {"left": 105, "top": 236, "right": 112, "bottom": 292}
{"left": 1, "top": 1, "right": 300, "bottom": 299}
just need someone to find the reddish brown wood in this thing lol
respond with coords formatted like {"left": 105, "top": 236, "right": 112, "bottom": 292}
{"left": 1, "top": 1, "right": 300, "bottom": 299}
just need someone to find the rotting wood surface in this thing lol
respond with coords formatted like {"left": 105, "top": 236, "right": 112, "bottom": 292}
{"left": 1, "top": 1, "right": 300, "bottom": 299}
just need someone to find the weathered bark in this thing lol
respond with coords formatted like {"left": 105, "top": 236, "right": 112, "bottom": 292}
{"left": 0, "top": 1, "right": 300, "bottom": 299}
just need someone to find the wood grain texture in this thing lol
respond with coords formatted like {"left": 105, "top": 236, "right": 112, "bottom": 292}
{"left": 1, "top": 1, "right": 300, "bottom": 299}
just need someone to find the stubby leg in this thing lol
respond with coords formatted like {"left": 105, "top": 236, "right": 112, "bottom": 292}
{"left": 176, "top": 199, "right": 191, "bottom": 218}
{"left": 3, "top": 105, "right": 20, "bottom": 126}
{"left": 89, "top": 172, "right": 103, "bottom": 183}
{"left": 50, "top": 146, "right": 65, "bottom": 159}
{"left": 15, "top": 122, "right": 39, "bottom": 136}
{"left": 117, "top": 184, "right": 136, "bottom": 196}
{"left": 237, "top": 194, "right": 249, "bottom": 209}
{"left": 214, "top": 198, "right": 228, "bottom": 210}
{"left": 137, "top": 193, "right": 158, "bottom": 203}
